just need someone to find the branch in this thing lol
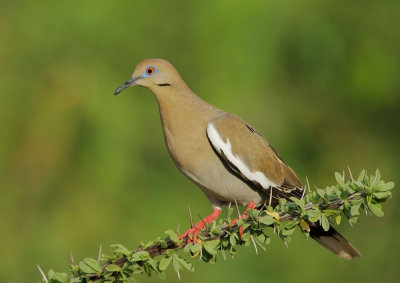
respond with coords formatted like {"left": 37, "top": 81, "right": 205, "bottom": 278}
{"left": 44, "top": 169, "right": 394, "bottom": 283}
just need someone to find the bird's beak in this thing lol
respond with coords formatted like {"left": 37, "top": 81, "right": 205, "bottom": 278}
{"left": 114, "top": 76, "right": 141, "bottom": 96}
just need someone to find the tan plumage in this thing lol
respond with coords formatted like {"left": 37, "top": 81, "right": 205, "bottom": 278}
{"left": 115, "top": 58, "right": 360, "bottom": 259}
{"left": 207, "top": 112, "right": 303, "bottom": 205}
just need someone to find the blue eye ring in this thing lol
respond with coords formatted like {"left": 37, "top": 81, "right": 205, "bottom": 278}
{"left": 144, "top": 66, "right": 158, "bottom": 77}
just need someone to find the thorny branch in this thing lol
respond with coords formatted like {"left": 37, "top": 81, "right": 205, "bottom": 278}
{"left": 42, "top": 170, "right": 393, "bottom": 282}
{"left": 90, "top": 191, "right": 364, "bottom": 281}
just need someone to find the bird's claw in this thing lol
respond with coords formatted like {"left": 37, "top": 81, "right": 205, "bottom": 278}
{"left": 229, "top": 202, "right": 256, "bottom": 238}
{"left": 178, "top": 223, "right": 205, "bottom": 244}
{"left": 178, "top": 207, "right": 222, "bottom": 244}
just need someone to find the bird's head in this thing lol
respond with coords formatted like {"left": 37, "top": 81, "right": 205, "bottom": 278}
{"left": 114, "top": 59, "right": 185, "bottom": 95}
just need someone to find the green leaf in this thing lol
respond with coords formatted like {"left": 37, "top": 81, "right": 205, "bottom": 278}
{"left": 281, "top": 227, "right": 296, "bottom": 236}
{"left": 258, "top": 215, "right": 274, "bottom": 225}
{"left": 306, "top": 209, "right": 320, "bottom": 217}
{"left": 372, "top": 171, "right": 381, "bottom": 185}
{"left": 335, "top": 172, "right": 345, "bottom": 187}
{"left": 203, "top": 240, "right": 219, "bottom": 256}
{"left": 131, "top": 251, "right": 151, "bottom": 262}
{"left": 373, "top": 191, "right": 392, "bottom": 200}
{"left": 159, "top": 256, "right": 172, "bottom": 271}
{"left": 306, "top": 209, "right": 321, "bottom": 222}
{"left": 290, "top": 197, "right": 305, "bottom": 210}
{"left": 189, "top": 243, "right": 201, "bottom": 254}
{"left": 323, "top": 209, "right": 337, "bottom": 216}
{"left": 374, "top": 182, "right": 395, "bottom": 192}
{"left": 158, "top": 272, "right": 167, "bottom": 280}
{"left": 317, "top": 189, "right": 326, "bottom": 199}
{"left": 105, "top": 264, "right": 122, "bottom": 272}
{"left": 350, "top": 203, "right": 361, "bottom": 216}
{"left": 230, "top": 234, "right": 237, "bottom": 246}
{"left": 176, "top": 255, "right": 194, "bottom": 271}
{"left": 357, "top": 169, "right": 366, "bottom": 182}
{"left": 335, "top": 214, "right": 341, "bottom": 225}
{"left": 172, "top": 254, "right": 182, "bottom": 273}
{"left": 321, "top": 214, "right": 330, "bottom": 231}
{"left": 368, "top": 202, "right": 384, "bottom": 217}
{"left": 78, "top": 258, "right": 102, "bottom": 274}
{"left": 48, "top": 270, "right": 69, "bottom": 283}
{"left": 211, "top": 224, "right": 223, "bottom": 235}
{"left": 110, "top": 244, "right": 131, "bottom": 256}
{"left": 349, "top": 216, "right": 359, "bottom": 224}
{"left": 165, "top": 230, "right": 180, "bottom": 243}
{"left": 250, "top": 208, "right": 260, "bottom": 219}
{"left": 141, "top": 240, "right": 156, "bottom": 249}
{"left": 254, "top": 234, "right": 269, "bottom": 251}
{"left": 352, "top": 180, "right": 364, "bottom": 188}
{"left": 284, "top": 220, "right": 299, "bottom": 229}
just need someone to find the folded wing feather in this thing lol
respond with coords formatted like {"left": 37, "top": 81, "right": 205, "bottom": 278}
{"left": 206, "top": 113, "right": 303, "bottom": 201}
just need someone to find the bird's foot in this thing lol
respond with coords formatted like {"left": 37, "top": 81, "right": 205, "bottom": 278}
{"left": 178, "top": 207, "right": 221, "bottom": 244}
{"left": 230, "top": 202, "right": 256, "bottom": 238}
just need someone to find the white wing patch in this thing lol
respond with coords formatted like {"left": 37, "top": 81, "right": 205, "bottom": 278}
{"left": 207, "top": 122, "right": 278, "bottom": 189}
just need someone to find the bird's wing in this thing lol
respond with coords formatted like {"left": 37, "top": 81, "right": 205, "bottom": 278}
{"left": 206, "top": 113, "right": 303, "bottom": 202}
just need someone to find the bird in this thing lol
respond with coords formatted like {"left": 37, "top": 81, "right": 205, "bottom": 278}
{"left": 114, "top": 58, "right": 360, "bottom": 259}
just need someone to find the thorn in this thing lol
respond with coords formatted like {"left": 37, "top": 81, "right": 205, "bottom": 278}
{"left": 70, "top": 252, "right": 75, "bottom": 265}
{"left": 282, "top": 239, "right": 289, "bottom": 249}
{"left": 250, "top": 234, "right": 258, "bottom": 255}
{"left": 233, "top": 198, "right": 241, "bottom": 218}
{"left": 199, "top": 244, "right": 203, "bottom": 261}
{"left": 301, "top": 186, "right": 306, "bottom": 199}
{"left": 187, "top": 205, "right": 194, "bottom": 228}
{"left": 363, "top": 200, "right": 368, "bottom": 216}
{"left": 268, "top": 187, "right": 273, "bottom": 207}
{"left": 306, "top": 176, "right": 311, "bottom": 193}
{"left": 176, "top": 270, "right": 181, "bottom": 280}
{"left": 348, "top": 220, "right": 353, "bottom": 227}
{"left": 372, "top": 172, "right": 378, "bottom": 186}
{"left": 98, "top": 244, "right": 102, "bottom": 263}
{"left": 342, "top": 170, "right": 345, "bottom": 182}
{"left": 37, "top": 265, "right": 48, "bottom": 283}
{"left": 220, "top": 248, "right": 227, "bottom": 261}
{"left": 226, "top": 202, "right": 232, "bottom": 223}
{"left": 347, "top": 166, "right": 354, "bottom": 180}
{"left": 176, "top": 222, "right": 181, "bottom": 234}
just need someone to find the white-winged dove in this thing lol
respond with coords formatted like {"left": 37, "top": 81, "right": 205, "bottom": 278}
{"left": 115, "top": 59, "right": 360, "bottom": 259}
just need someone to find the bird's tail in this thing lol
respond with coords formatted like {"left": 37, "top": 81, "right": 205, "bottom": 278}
{"left": 309, "top": 223, "right": 361, "bottom": 260}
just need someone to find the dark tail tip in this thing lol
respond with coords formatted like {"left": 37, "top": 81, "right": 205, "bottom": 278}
{"left": 309, "top": 224, "right": 361, "bottom": 260}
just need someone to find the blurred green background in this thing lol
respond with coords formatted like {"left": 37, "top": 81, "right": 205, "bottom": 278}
{"left": 1, "top": 0, "right": 399, "bottom": 282}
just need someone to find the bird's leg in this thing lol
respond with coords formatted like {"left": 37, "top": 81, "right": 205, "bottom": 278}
{"left": 230, "top": 202, "right": 256, "bottom": 238}
{"left": 178, "top": 207, "right": 222, "bottom": 244}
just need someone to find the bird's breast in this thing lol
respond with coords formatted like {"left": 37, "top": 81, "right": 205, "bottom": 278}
{"left": 161, "top": 118, "right": 265, "bottom": 206}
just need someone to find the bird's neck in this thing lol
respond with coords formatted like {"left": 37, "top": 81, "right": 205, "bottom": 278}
{"left": 151, "top": 86, "right": 220, "bottom": 154}
{"left": 153, "top": 86, "right": 219, "bottom": 130}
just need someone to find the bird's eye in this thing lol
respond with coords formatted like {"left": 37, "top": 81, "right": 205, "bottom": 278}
{"left": 146, "top": 67, "right": 155, "bottom": 75}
